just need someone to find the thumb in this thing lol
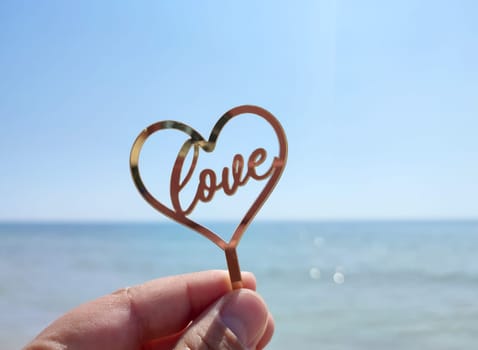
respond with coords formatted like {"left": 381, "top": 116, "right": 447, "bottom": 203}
{"left": 174, "top": 289, "right": 271, "bottom": 350}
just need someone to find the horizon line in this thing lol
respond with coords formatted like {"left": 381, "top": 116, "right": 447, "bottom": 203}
{"left": 1, "top": 217, "right": 477, "bottom": 224}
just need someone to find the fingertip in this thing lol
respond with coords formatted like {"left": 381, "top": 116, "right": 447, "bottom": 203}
{"left": 172, "top": 288, "right": 272, "bottom": 350}
{"left": 241, "top": 271, "right": 257, "bottom": 291}
{"left": 220, "top": 289, "right": 269, "bottom": 348}
{"left": 206, "top": 269, "right": 256, "bottom": 290}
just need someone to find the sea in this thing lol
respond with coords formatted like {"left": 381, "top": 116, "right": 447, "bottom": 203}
{"left": 1, "top": 221, "right": 477, "bottom": 349}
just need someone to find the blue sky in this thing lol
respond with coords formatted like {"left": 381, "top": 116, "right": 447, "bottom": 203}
{"left": 1, "top": 0, "right": 477, "bottom": 221}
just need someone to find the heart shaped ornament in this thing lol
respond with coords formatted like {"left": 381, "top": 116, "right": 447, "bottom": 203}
{"left": 130, "top": 105, "right": 288, "bottom": 289}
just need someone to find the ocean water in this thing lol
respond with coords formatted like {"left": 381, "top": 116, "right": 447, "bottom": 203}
{"left": 1, "top": 221, "right": 477, "bottom": 349}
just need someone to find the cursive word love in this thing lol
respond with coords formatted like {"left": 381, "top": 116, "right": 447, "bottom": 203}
{"left": 170, "top": 141, "right": 276, "bottom": 216}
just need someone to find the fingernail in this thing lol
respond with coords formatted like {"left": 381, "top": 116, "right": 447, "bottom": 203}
{"left": 220, "top": 290, "right": 268, "bottom": 348}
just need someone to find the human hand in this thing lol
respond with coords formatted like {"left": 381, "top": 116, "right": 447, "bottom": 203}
{"left": 24, "top": 270, "right": 274, "bottom": 350}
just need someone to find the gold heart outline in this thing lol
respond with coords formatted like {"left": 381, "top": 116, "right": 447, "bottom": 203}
{"left": 130, "top": 105, "right": 288, "bottom": 287}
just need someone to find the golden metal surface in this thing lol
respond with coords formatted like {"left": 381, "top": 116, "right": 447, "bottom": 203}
{"left": 130, "top": 105, "right": 288, "bottom": 289}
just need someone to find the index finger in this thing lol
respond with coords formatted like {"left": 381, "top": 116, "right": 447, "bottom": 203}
{"left": 124, "top": 270, "right": 256, "bottom": 342}
{"left": 28, "top": 270, "right": 256, "bottom": 349}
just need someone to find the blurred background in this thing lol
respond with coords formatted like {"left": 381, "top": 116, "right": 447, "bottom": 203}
{"left": 1, "top": 1, "right": 477, "bottom": 349}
